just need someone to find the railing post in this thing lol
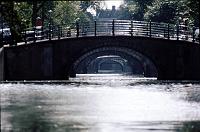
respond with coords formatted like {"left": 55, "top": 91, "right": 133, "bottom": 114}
{"left": 49, "top": 23, "right": 51, "bottom": 40}
{"left": 41, "top": 25, "right": 44, "bottom": 40}
{"left": 146, "top": 23, "right": 149, "bottom": 36}
{"left": 60, "top": 26, "right": 63, "bottom": 37}
{"left": 94, "top": 20, "right": 97, "bottom": 36}
{"left": 164, "top": 29, "right": 166, "bottom": 38}
{"left": 112, "top": 19, "right": 115, "bottom": 36}
{"left": 192, "top": 26, "right": 195, "bottom": 43}
{"left": 1, "top": 26, "right": 3, "bottom": 45}
{"left": 76, "top": 22, "right": 79, "bottom": 38}
{"left": 51, "top": 25, "right": 54, "bottom": 38}
{"left": 0, "top": 5, "right": 3, "bottom": 46}
{"left": 167, "top": 23, "right": 170, "bottom": 39}
{"left": 33, "top": 26, "right": 36, "bottom": 43}
{"left": 149, "top": 20, "right": 152, "bottom": 37}
{"left": 58, "top": 25, "right": 60, "bottom": 40}
{"left": 67, "top": 27, "right": 71, "bottom": 37}
{"left": 24, "top": 29, "right": 27, "bottom": 44}
{"left": 131, "top": 21, "right": 133, "bottom": 36}
{"left": 176, "top": 23, "right": 179, "bottom": 40}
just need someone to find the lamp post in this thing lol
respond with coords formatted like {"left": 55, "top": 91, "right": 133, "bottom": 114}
{"left": 0, "top": 4, "right": 3, "bottom": 45}
{"left": 48, "top": 10, "right": 53, "bottom": 40}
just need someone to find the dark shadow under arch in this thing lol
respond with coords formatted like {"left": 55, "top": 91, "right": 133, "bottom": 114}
{"left": 69, "top": 47, "right": 158, "bottom": 78}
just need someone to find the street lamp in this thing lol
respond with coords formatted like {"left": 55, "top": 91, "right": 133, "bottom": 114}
{"left": 48, "top": 10, "right": 53, "bottom": 40}
{"left": 48, "top": 10, "right": 53, "bottom": 25}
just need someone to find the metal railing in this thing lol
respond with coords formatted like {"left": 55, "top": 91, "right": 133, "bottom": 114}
{"left": 0, "top": 20, "right": 199, "bottom": 46}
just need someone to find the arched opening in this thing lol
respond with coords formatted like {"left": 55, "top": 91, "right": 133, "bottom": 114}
{"left": 70, "top": 47, "right": 158, "bottom": 78}
{"left": 97, "top": 56, "right": 125, "bottom": 73}
{"left": 86, "top": 55, "right": 133, "bottom": 74}
{"left": 99, "top": 60, "right": 123, "bottom": 73}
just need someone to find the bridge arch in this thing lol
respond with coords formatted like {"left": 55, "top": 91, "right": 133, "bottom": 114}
{"left": 83, "top": 55, "right": 132, "bottom": 74}
{"left": 97, "top": 57, "right": 125, "bottom": 73}
{"left": 69, "top": 47, "right": 158, "bottom": 77}
{"left": 1, "top": 35, "right": 200, "bottom": 81}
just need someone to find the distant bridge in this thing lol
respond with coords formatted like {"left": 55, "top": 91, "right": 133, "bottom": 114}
{"left": 0, "top": 20, "right": 200, "bottom": 81}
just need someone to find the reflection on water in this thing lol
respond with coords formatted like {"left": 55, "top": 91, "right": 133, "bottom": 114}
{"left": 1, "top": 74, "right": 200, "bottom": 132}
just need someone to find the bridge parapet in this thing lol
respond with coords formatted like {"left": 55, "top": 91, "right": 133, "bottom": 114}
{"left": 1, "top": 20, "right": 199, "bottom": 47}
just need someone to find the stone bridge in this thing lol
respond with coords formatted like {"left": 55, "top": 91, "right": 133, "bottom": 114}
{"left": 0, "top": 36, "right": 200, "bottom": 81}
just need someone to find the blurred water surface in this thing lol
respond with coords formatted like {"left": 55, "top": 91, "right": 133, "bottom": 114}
{"left": 1, "top": 74, "right": 200, "bottom": 132}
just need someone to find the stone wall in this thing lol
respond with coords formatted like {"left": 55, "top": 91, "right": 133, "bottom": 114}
{"left": 4, "top": 42, "right": 54, "bottom": 80}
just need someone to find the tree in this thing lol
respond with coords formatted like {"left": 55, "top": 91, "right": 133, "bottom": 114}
{"left": 124, "top": 0, "right": 154, "bottom": 20}
{"left": 117, "top": 5, "right": 131, "bottom": 20}
{"left": 144, "top": 0, "right": 199, "bottom": 25}
{"left": 1, "top": 2, "right": 25, "bottom": 44}
{"left": 52, "top": 1, "right": 100, "bottom": 26}
{"left": 80, "top": 1, "right": 101, "bottom": 12}
{"left": 186, "top": 0, "right": 199, "bottom": 26}
{"left": 29, "top": 1, "right": 55, "bottom": 27}
{"left": 122, "top": 0, "right": 199, "bottom": 26}
{"left": 52, "top": 1, "right": 81, "bottom": 26}
{"left": 1, "top": 1, "right": 58, "bottom": 44}
{"left": 14, "top": 2, "right": 32, "bottom": 28}
{"left": 144, "top": 0, "right": 178, "bottom": 23}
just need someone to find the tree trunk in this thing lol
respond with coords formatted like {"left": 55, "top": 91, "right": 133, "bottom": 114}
{"left": 32, "top": 1, "right": 37, "bottom": 27}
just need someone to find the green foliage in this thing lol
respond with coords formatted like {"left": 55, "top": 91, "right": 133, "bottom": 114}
{"left": 80, "top": 1, "right": 101, "bottom": 12}
{"left": 143, "top": 0, "right": 199, "bottom": 25}
{"left": 14, "top": 2, "right": 32, "bottom": 27}
{"left": 53, "top": 1, "right": 80, "bottom": 26}
{"left": 124, "top": 0, "right": 154, "bottom": 20}
{"left": 144, "top": 0, "right": 178, "bottom": 23}
{"left": 117, "top": 5, "right": 132, "bottom": 20}
{"left": 121, "top": 0, "right": 199, "bottom": 25}
{"left": 186, "top": 0, "right": 199, "bottom": 26}
{"left": 52, "top": 1, "right": 100, "bottom": 26}
{"left": 1, "top": 0, "right": 97, "bottom": 43}
{"left": 1, "top": 2, "right": 26, "bottom": 43}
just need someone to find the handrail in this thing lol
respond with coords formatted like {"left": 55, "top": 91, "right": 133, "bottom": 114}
{"left": 0, "top": 20, "right": 199, "bottom": 46}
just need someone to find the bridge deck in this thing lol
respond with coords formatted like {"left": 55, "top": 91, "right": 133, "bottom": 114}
{"left": 1, "top": 20, "right": 199, "bottom": 46}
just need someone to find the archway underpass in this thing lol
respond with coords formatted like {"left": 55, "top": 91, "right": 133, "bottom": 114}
{"left": 70, "top": 47, "right": 158, "bottom": 78}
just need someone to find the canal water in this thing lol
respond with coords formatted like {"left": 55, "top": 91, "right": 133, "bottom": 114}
{"left": 1, "top": 74, "right": 200, "bottom": 132}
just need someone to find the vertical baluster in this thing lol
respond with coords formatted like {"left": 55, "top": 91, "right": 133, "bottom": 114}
{"left": 192, "top": 26, "right": 195, "bottom": 43}
{"left": 33, "top": 26, "right": 36, "bottom": 43}
{"left": 168, "top": 23, "right": 170, "bottom": 40}
{"left": 94, "top": 20, "right": 97, "bottom": 37}
{"left": 24, "top": 29, "right": 27, "bottom": 44}
{"left": 67, "top": 27, "right": 71, "bottom": 37}
{"left": 58, "top": 25, "right": 60, "bottom": 40}
{"left": 149, "top": 21, "right": 152, "bottom": 38}
{"left": 164, "top": 29, "right": 166, "bottom": 38}
{"left": 49, "top": 23, "right": 51, "bottom": 40}
{"left": 131, "top": 21, "right": 133, "bottom": 36}
{"left": 146, "top": 23, "right": 149, "bottom": 36}
{"left": 76, "top": 22, "right": 79, "bottom": 38}
{"left": 41, "top": 25, "right": 44, "bottom": 40}
{"left": 60, "top": 26, "right": 63, "bottom": 38}
{"left": 52, "top": 25, "right": 54, "bottom": 39}
{"left": 176, "top": 22, "right": 179, "bottom": 40}
{"left": 112, "top": 19, "right": 115, "bottom": 36}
